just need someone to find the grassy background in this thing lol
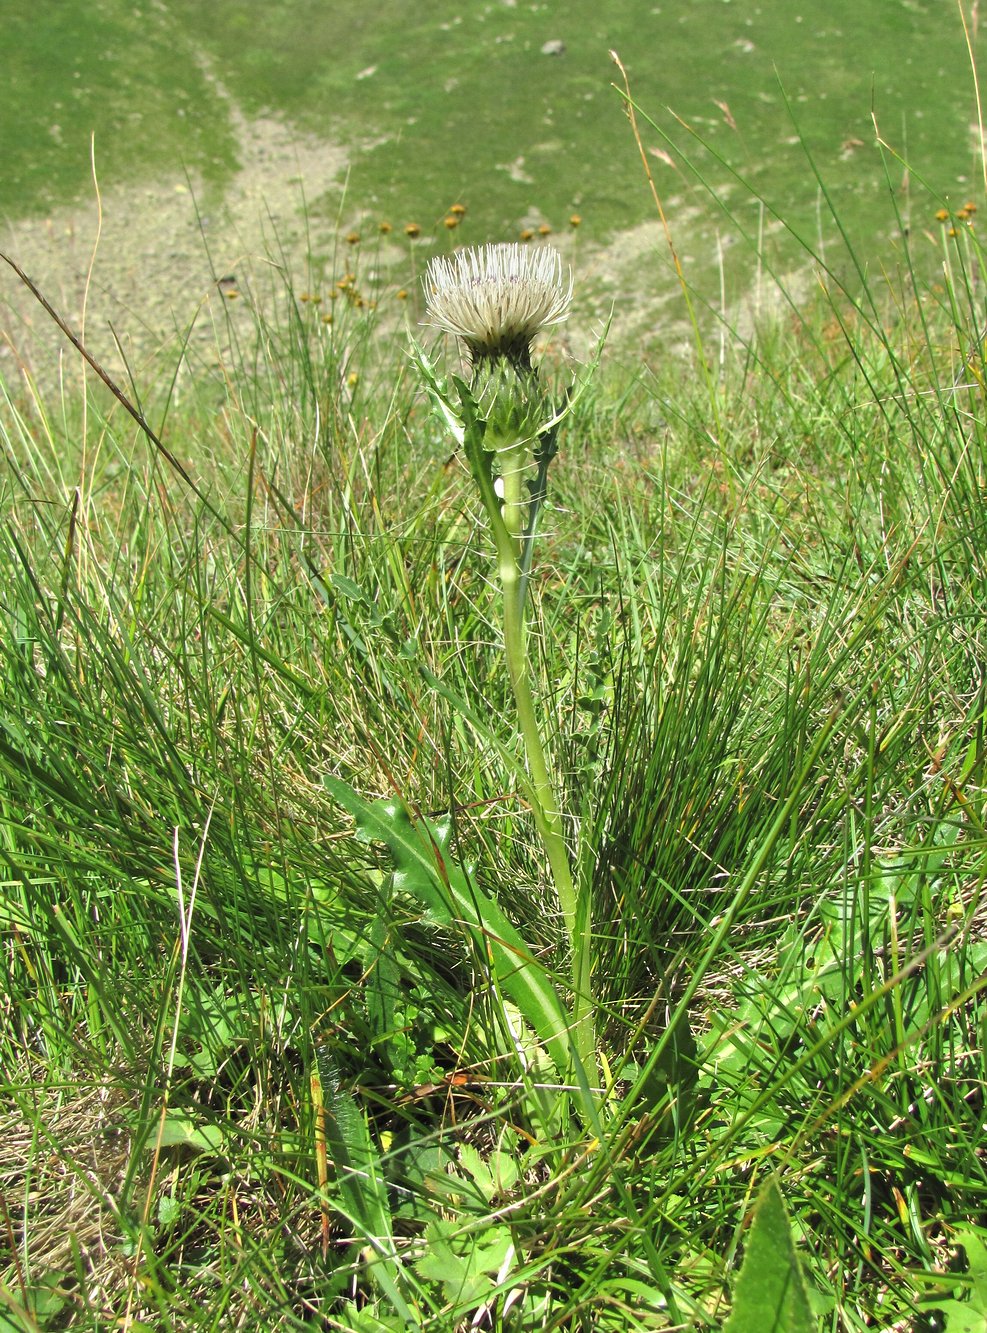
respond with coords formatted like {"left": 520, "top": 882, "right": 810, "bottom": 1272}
{"left": 3, "top": 48, "right": 987, "bottom": 1333}
{"left": 3, "top": 0, "right": 981, "bottom": 252}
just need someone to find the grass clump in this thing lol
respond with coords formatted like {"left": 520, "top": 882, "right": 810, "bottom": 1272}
{"left": 2, "top": 98, "right": 987, "bottom": 1332}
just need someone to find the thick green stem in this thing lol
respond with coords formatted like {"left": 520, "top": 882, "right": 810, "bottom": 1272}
{"left": 497, "top": 442, "right": 597, "bottom": 1082}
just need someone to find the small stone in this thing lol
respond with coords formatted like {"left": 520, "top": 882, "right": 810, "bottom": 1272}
{"left": 541, "top": 39, "right": 566, "bottom": 55}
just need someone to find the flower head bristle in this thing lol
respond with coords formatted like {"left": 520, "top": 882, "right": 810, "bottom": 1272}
{"left": 423, "top": 242, "right": 573, "bottom": 369}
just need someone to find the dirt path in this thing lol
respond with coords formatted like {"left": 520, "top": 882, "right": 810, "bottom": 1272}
{"left": 1, "top": 94, "right": 757, "bottom": 397}
{"left": 1, "top": 104, "right": 349, "bottom": 391}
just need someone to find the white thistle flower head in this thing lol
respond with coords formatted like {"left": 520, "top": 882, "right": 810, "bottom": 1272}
{"left": 424, "top": 243, "right": 573, "bottom": 370}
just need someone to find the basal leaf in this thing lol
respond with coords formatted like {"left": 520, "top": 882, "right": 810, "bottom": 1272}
{"left": 459, "top": 1142, "right": 520, "bottom": 1202}
{"left": 920, "top": 1227, "right": 987, "bottom": 1333}
{"left": 318, "top": 1060, "right": 394, "bottom": 1257}
{"left": 724, "top": 1176, "right": 815, "bottom": 1333}
{"left": 154, "top": 1115, "right": 226, "bottom": 1156}
{"left": 415, "top": 1219, "right": 514, "bottom": 1309}
{"left": 325, "top": 776, "right": 572, "bottom": 1075}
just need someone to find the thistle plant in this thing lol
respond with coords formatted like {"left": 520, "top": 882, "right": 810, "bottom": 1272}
{"left": 414, "top": 243, "right": 598, "bottom": 1085}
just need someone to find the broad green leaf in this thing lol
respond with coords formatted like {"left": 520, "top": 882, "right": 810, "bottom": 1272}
{"left": 154, "top": 1115, "right": 226, "bottom": 1156}
{"left": 724, "top": 1176, "right": 815, "bottom": 1333}
{"left": 920, "top": 1227, "right": 987, "bottom": 1333}
{"left": 330, "top": 573, "right": 369, "bottom": 603}
{"left": 334, "top": 1306, "right": 409, "bottom": 1333}
{"left": 157, "top": 1193, "right": 181, "bottom": 1227}
{"left": 415, "top": 1219, "right": 514, "bottom": 1309}
{"left": 959, "top": 1228, "right": 987, "bottom": 1290}
{"left": 458, "top": 1143, "right": 520, "bottom": 1203}
{"left": 0, "top": 1275, "right": 71, "bottom": 1328}
{"left": 324, "top": 777, "right": 572, "bottom": 1074}
{"left": 625, "top": 1008, "right": 701, "bottom": 1143}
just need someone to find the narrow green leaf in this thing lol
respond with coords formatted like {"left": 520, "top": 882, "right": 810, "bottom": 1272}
{"left": 316, "top": 1060, "right": 416, "bottom": 1324}
{"left": 408, "top": 337, "right": 465, "bottom": 444}
{"left": 320, "top": 1065, "right": 394, "bottom": 1255}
